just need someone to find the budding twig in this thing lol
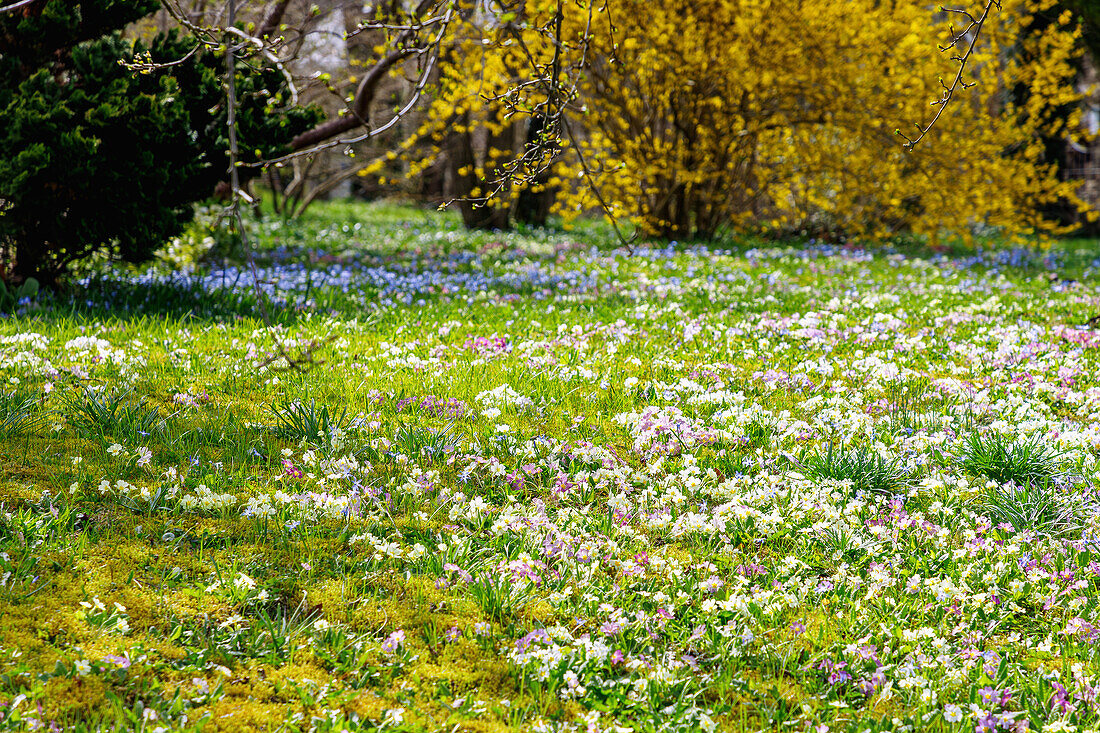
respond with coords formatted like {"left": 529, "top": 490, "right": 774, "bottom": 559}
{"left": 898, "top": 0, "right": 999, "bottom": 150}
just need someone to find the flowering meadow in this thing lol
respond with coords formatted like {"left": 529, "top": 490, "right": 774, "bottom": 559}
{"left": 4, "top": 203, "right": 1100, "bottom": 732}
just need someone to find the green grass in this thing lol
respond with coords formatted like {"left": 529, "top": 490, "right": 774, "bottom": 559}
{"left": 794, "top": 443, "right": 914, "bottom": 496}
{"left": 0, "top": 199, "right": 1100, "bottom": 731}
{"left": 958, "top": 431, "right": 1063, "bottom": 486}
{"left": 0, "top": 387, "right": 44, "bottom": 438}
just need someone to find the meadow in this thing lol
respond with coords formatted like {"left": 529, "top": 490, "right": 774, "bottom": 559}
{"left": 2, "top": 202, "right": 1100, "bottom": 732}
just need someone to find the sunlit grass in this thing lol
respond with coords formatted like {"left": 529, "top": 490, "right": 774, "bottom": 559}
{"left": 0, "top": 200, "right": 1099, "bottom": 731}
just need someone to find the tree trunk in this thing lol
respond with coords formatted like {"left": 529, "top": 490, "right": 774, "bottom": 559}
{"left": 514, "top": 114, "right": 557, "bottom": 227}
{"left": 445, "top": 113, "right": 512, "bottom": 230}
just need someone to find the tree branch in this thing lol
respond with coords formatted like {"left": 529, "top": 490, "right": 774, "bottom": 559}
{"left": 0, "top": 0, "right": 39, "bottom": 15}
{"left": 899, "top": 0, "right": 1000, "bottom": 149}
{"left": 287, "top": 0, "right": 444, "bottom": 152}
{"left": 289, "top": 47, "right": 414, "bottom": 150}
{"left": 257, "top": 0, "right": 292, "bottom": 40}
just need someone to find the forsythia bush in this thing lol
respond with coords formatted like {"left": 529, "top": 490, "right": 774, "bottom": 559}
{"left": 414, "top": 0, "right": 1088, "bottom": 240}
{"left": 374, "top": 3, "right": 546, "bottom": 229}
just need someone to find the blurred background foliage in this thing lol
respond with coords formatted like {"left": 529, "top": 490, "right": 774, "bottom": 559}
{"left": 3, "top": 0, "right": 1100, "bottom": 286}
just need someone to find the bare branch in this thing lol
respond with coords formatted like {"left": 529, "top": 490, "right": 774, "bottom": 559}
{"left": 284, "top": 0, "right": 450, "bottom": 153}
{"left": 0, "top": 0, "right": 39, "bottom": 15}
{"left": 257, "top": 0, "right": 292, "bottom": 40}
{"left": 899, "top": 0, "right": 1000, "bottom": 150}
{"left": 256, "top": 48, "right": 439, "bottom": 166}
{"left": 121, "top": 41, "right": 202, "bottom": 73}
{"left": 289, "top": 47, "right": 413, "bottom": 150}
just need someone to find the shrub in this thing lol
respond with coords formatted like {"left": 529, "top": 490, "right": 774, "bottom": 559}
{"left": 538, "top": 0, "right": 1085, "bottom": 239}
{"left": 0, "top": 0, "right": 319, "bottom": 286}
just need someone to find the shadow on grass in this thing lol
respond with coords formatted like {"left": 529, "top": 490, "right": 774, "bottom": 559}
{"left": 14, "top": 274, "right": 305, "bottom": 326}
{"left": 9, "top": 199, "right": 1100, "bottom": 325}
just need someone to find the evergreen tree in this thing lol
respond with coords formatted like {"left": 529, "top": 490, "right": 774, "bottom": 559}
{"left": 0, "top": 0, "right": 319, "bottom": 286}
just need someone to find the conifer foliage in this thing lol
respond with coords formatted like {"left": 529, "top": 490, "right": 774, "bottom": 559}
{"left": 0, "top": 0, "right": 318, "bottom": 286}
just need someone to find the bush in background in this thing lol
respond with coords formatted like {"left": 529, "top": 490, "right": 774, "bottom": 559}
{"left": 0, "top": 0, "right": 319, "bottom": 287}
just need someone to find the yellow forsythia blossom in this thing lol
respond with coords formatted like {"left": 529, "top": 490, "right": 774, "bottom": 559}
{"left": 418, "top": 0, "right": 1087, "bottom": 241}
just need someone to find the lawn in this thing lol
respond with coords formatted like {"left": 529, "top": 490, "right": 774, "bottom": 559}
{"left": 2, "top": 201, "right": 1100, "bottom": 732}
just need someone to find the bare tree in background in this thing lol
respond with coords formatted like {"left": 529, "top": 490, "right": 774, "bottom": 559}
{"left": 152, "top": 0, "right": 456, "bottom": 212}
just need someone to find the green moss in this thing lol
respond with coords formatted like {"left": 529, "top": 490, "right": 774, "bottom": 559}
{"left": 195, "top": 699, "right": 295, "bottom": 732}
{"left": 42, "top": 675, "right": 108, "bottom": 720}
